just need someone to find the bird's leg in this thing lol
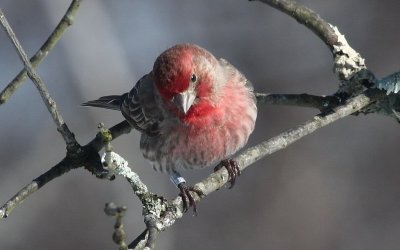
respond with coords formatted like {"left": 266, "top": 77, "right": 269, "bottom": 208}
{"left": 169, "top": 171, "right": 204, "bottom": 215}
{"left": 214, "top": 159, "right": 241, "bottom": 189}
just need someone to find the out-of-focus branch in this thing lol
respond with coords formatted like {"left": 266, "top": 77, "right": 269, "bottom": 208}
{"left": 0, "top": 0, "right": 81, "bottom": 105}
{"left": 104, "top": 202, "right": 129, "bottom": 250}
{"left": 0, "top": 9, "right": 77, "bottom": 148}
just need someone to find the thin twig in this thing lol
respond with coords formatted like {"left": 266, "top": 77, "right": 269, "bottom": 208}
{"left": 0, "top": 141, "right": 104, "bottom": 219}
{"left": 0, "top": 121, "right": 129, "bottom": 220}
{"left": 0, "top": 9, "right": 77, "bottom": 148}
{"left": 104, "top": 202, "right": 129, "bottom": 250}
{"left": 0, "top": 0, "right": 82, "bottom": 104}
{"left": 0, "top": 158, "right": 73, "bottom": 218}
{"left": 255, "top": 93, "right": 341, "bottom": 110}
{"left": 89, "top": 120, "right": 132, "bottom": 152}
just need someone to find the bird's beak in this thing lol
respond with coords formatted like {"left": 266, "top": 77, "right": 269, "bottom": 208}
{"left": 172, "top": 89, "right": 196, "bottom": 114}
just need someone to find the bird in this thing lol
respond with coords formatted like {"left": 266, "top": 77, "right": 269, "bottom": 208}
{"left": 83, "top": 44, "right": 257, "bottom": 213}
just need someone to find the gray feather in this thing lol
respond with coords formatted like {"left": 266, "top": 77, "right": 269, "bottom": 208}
{"left": 82, "top": 95, "right": 125, "bottom": 111}
{"left": 82, "top": 74, "right": 163, "bottom": 136}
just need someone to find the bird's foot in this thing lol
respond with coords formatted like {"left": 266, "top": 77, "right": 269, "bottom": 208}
{"left": 177, "top": 183, "right": 204, "bottom": 215}
{"left": 170, "top": 171, "right": 204, "bottom": 215}
{"left": 214, "top": 159, "right": 241, "bottom": 188}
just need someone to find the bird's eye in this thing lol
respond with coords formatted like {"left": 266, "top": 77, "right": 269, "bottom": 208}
{"left": 190, "top": 74, "right": 197, "bottom": 83}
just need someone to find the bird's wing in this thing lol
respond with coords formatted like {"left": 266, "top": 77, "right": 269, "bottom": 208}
{"left": 121, "top": 73, "right": 163, "bottom": 136}
{"left": 82, "top": 95, "right": 126, "bottom": 110}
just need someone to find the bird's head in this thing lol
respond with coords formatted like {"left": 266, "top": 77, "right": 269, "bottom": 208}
{"left": 153, "top": 44, "right": 221, "bottom": 118}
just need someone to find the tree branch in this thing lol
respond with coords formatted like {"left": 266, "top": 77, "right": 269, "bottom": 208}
{"left": 0, "top": 157, "right": 73, "bottom": 218}
{"left": 100, "top": 143, "right": 164, "bottom": 250}
{"left": 88, "top": 120, "right": 132, "bottom": 152}
{"left": 1, "top": 2, "right": 397, "bottom": 249}
{"left": 255, "top": 93, "right": 341, "bottom": 111}
{"left": 0, "top": 9, "right": 77, "bottom": 148}
{"left": 0, "top": 121, "right": 130, "bottom": 220}
{"left": 104, "top": 202, "right": 129, "bottom": 250}
{"left": 253, "top": 0, "right": 368, "bottom": 89}
{"left": 129, "top": 89, "right": 384, "bottom": 247}
{"left": 0, "top": 0, "right": 82, "bottom": 105}
{"left": 0, "top": 87, "right": 389, "bottom": 221}
{"left": 0, "top": 143, "right": 105, "bottom": 219}
{"left": 253, "top": 0, "right": 338, "bottom": 50}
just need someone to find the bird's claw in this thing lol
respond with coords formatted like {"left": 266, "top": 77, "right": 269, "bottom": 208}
{"left": 177, "top": 183, "right": 204, "bottom": 215}
{"left": 214, "top": 159, "right": 241, "bottom": 188}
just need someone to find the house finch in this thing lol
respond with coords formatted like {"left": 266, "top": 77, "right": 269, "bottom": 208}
{"left": 83, "top": 44, "right": 257, "bottom": 213}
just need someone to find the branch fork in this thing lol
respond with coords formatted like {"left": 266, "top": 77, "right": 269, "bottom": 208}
{"left": 1, "top": 1, "right": 400, "bottom": 249}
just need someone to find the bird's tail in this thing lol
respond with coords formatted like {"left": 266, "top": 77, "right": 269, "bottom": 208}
{"left": 82, "top": 94, "right": 126, "bottom": 111}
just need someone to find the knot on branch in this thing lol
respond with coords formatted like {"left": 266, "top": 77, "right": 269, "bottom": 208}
{"left": 141, "top": 193, "right": 168, "bottom": 220}
{"left": 79, "top": 145, "right": 110, "bottom": 178}
{"left": 330, "top": 25, "right": 371, "bottom": 95}
{"left": 98, "top": 122, "right": 113, "bottom": 143}
{"left": 336, "top": 68, "right": 377, "bottom": 96}
{"left": 332, "top": 25, "right": 366, "bottom": 79}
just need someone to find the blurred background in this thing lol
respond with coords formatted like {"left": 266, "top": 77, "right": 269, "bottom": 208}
{"left": 1, "top": 0, "right": 400, "bottom": 249}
